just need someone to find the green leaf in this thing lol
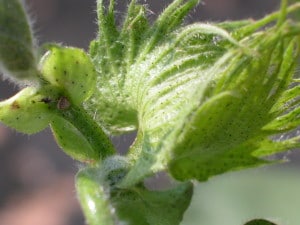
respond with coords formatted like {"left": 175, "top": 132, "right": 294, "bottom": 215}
{"left": 169, "top": 31, "right": 300, "bottom": 181}
{"left": 76, "top": 157, "right": 193, "bottom": 225}
{"left": 0, "top": 0, "right": 38, "bottom": 81}
{"left": 50, "top": 116, "right": 100, "bottom": 163}
{"left": 244, "top": 219, "right": 277, "bottom": 225}
{"left": 87, "top": 0, "right": 300, "bottom": 185}
{"left": 119, "top": 0, "right": 149, "bottom": 70}
{"left": 86, "top": 0, "right": 201, "bottom": 134}
{"left": 50, "top": 104, "right": 115, "bottom": 162}
{"left": 137, "top": 0, "right": 201, "bottom": 58}
{"left": 120, "top": 24, "right": 243, "bottom": 187}
{"left": 112, "top": 182, "right": 193, "bottom": 225}
{"left": 39, "top": 46, "right": 97, "bottom": 105}
{"left": 0, "top": 86, "right": 58, "bottom": 134}
{"left": 123, "top": 25, "right": 300, "bottom": 185}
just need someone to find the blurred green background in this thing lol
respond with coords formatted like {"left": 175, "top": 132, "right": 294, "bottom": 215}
{"left": 182, "top": 166, "right": 300, "bottom": 225}
{"left": 1, "top": 0, "right": 300, "bottom": 225}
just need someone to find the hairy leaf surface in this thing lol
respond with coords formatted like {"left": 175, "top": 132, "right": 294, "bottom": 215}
{"left": 0, "top": 0, "right": 37, "bottom": 81}
{"left": 87, "top": 0, "right": 300, "bottom": 184}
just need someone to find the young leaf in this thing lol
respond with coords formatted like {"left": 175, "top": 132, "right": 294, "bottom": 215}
{"left": 86, "top": 0, "right": 201, "bottom": 134}
{"left": 136, "top": 0, "right": 201, "bottom": 59}
{"left": 88, "top": 0, "right": 240, "bottom": 186}
{"left": 0, "top": 0, "right": 38, "bottom": 81}
{"left": 87, "top": 0, "right": 300, "bottom": 185}
{"left": 115, "top": 10, "right": 300, "bottom": 185}
{"left": 50, "top": 116, "right": 101, "bottom": 163}
{"left": 50, "top": 104, "right": 115, "bottom": 162}
{"left": 119, "top": 0, "right": 149, "bottom": 70}
{"left": 169, "top": 31, "right": 300, "bottom": 181}
{"left": 0, "top": 86, "right": 58, "bottom": 134}
{"left": 39, "top": 46, "right": 97, "bottom": 105}
{"left": 120, "top": 24, "right": 241, "bottom": 186}
{"left": 111, "top": 181, "right": 193, "bottom": 225}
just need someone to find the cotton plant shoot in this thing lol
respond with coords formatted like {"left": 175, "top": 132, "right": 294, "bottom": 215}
{"left": 1, "top": 0, "right": 300, "bottom": 224}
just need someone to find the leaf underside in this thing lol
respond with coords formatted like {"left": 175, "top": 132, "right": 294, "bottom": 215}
{"left": 87, "top": 0, "right": 300, "bottom": 185}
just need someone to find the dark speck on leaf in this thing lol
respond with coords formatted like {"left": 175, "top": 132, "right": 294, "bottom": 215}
{"left": 10, "top": 101, "right": 20, "bottom": 110}
{"left": 41, "top": 97, "right": 52, "bottom": 104}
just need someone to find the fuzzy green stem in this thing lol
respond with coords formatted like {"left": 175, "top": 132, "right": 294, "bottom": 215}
{"left": 76, "top": 167, "right": 115, "bottom": 225}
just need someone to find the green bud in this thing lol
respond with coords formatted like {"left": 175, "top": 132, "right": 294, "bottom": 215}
{"left": 39, "top": 46, "right": 97, "bottom": 105}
